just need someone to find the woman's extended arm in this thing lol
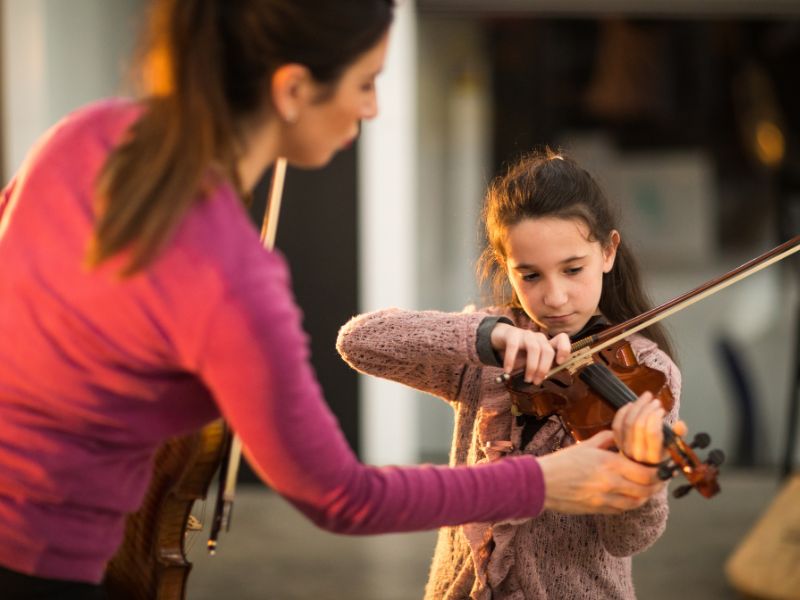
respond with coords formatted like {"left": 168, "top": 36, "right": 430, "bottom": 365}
{"left": 192, "top": 252, "right": 664, "bottom": 533}
{"left": 195, "top": 252, "right": 547, "bottom": 533}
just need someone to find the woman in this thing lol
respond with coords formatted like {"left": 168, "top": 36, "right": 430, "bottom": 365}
{"left": 0, "top": 1, "right": 669, "bottom": 597}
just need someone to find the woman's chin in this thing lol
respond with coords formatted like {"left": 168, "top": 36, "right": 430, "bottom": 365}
{"left": 287, "top": 150, "right": 337, "bottom": 170}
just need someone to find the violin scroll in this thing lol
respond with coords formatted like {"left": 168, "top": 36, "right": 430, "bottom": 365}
{"left": 656, "top": 428, "right": 724, "bottom": 499}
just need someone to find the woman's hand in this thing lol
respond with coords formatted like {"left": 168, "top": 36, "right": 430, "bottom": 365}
{"left": 490, "top": 323, "right": 571, "bottom": 384}
{"left": 537, "top": 430, "right": 666, "bottom": 514}
{"left": 537, "top": 391, "right": 688, "bottom": 514}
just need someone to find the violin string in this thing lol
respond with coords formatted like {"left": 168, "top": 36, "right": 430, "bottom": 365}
{"left": 582, "top": 365, "right": 672, "bottom": 423}
{"left": 512, "top": 355, "right": 708, "bottom": 486}
{"left": 580, "top": 364, "right": 635, "bottom": 409}
{"left": 588, "top": 364, "right": 679, "bottom": 444}
{"left": 601, "top": 370, "right": 638, "bottom": 404}
{"left": 503, "top": 336, "right": 711, "bottom": 476}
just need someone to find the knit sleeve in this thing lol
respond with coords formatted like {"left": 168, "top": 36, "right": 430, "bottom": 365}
{"left": 593, "top": 338, "right": 681, "bottom": 556}
{"left": 336, "top": 308, "right": 489, "bottom": 403}
{"left": 194, "top": 252, "right": 547, "bottom": 534}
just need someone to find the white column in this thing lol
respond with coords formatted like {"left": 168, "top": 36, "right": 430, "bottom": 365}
{"left": 1, "top": 0, "right": 142, "bottom": 179}
{"left": 357, "top": 1, "right": 418, "bottom": 465}
{"left": 2, "top": 0, "right": 48, "bottom": 179}
{"left": 444, "top": 68, "right": 490, "bottom": 305}
{"left": 415, "top": 18, "right": 491, "bottom": 461}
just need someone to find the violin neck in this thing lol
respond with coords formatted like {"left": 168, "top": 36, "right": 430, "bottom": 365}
{"left": 579, "top": 363, "right": 674, "bottom": 441}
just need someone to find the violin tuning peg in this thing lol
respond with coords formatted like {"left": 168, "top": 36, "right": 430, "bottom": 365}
{"left": 657, "top": 462, "right": 677, "bottom": 481}
{"left": 673, "top": 484, "right": 693, "bottom": 499}
{"left": 690, "top": 432, "right": 711, "bottom": 449}
{"left": 707, "top": 449, "right": 725, "bottom": 467}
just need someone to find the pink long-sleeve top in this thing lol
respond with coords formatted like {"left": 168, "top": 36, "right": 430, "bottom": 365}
{"left": 0, "top": 99, "right": 545, "bottom": 584}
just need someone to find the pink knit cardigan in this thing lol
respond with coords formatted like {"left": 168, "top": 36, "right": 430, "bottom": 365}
{"left": 337, "top": 306, "right": 681, "bottom": 600}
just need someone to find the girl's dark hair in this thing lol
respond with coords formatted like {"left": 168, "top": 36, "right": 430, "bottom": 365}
{"left": 479, "top": 148, "right": 675, "bottom": 359}
{"left": 89, "top": 0, "right": 394, "bottom": 274}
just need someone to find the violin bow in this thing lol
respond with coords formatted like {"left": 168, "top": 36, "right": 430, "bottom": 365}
{"left": 555, "top": 234, "right": 800, "bottom": 377}
{"left": 208, "top": 157, "right": 288, "bottom": 553}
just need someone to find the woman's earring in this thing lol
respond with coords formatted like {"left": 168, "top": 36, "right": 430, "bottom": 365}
{"left": 285, "top": 110, "right": 297, "bottom": 124}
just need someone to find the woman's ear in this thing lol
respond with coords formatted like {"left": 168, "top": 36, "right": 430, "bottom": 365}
{"left": 270, "top": 64, "right": 312, "bottom": 124}
{"left": 602, "top": 230, "right": 621, "bottom": 273}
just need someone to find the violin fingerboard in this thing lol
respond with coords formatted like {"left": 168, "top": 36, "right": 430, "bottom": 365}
{"left": 578, "top": 363, "right": 638, "bottom": 409}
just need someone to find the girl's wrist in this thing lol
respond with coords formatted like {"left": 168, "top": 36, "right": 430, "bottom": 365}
{"left": 476, "top": 315, "right": 513, "bottom": 366}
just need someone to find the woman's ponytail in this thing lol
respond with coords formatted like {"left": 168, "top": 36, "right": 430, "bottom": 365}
{"left": 89, "top": 0, "right": 394, "bottom": 275}
{"left": 90, "top": 0, "right": 240, "bottom": 274}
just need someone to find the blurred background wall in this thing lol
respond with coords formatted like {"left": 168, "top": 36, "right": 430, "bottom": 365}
{"left": 2, "top": 0, "right": 799, "bottom": 477}
{"left": 368, "top": 0, "right": 800, "bottom": 472}
{"left": 1, "top": 0, "right": 143, "bottom": 178}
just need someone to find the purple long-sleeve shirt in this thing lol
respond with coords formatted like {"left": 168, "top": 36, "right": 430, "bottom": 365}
{"left": 0, "top": 99, "right": 545, "bottom": 583}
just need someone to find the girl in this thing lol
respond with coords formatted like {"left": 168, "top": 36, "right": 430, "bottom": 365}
{"left": 337, "top": 149, "right": 681, "bottom": 599}
{"left": 0, "top": 2, "right": 667, "bottom": 598}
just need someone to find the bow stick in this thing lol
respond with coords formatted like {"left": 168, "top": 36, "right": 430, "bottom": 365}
{"left": 550, "top": 235, "right": 800, "bottom": 378}
{"left": 208, "top": 157, "right": 288, "bottom": 553}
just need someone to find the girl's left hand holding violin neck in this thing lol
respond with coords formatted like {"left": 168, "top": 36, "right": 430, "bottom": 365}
{"left": 490, "top": 322, "right": 571, "bottom": 384}
{"left": 612, "top": 392, "right": 688, "bottom": 465}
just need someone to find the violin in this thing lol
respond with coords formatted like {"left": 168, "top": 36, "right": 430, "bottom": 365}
{"left": 502, "top": 330, "right": 723, "bottom": 499}
{"left": 105, "top": 421, "right": 228, "bottom": 599}
{"left": 499, "top": 234, "right": 800, "bottom": 499}
{"left": 104, "top": 159, "right": 288, "bottom": 599}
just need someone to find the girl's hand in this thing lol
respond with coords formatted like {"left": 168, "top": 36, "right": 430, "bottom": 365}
{"left": 538, "top": 430, "right": 666, "bottom": 514}
{"left": 490, "top": 322, "right": 571, "bottom": 384}
{"left": 612, "top": 392, "right": 688, "bottom": 466}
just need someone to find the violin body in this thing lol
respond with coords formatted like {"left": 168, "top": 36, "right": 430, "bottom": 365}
{"left": 508, "top": 339, "right": 674, "bottom": 440}
{"left": 504, "top": 336, "right": 721, "bottom": 498}
{"left": 105, "top": 420, "right": 227, "bottom": 600}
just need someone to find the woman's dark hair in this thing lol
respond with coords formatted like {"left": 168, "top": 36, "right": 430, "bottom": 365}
{"left": 89, "top": 0, "right": 394, "bottom": 274}
{"left": 479, "top": 148, "right": 675, "bottom": 359}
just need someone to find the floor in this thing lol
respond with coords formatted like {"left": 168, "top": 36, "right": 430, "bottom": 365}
{"left": 182, "top": 469, "right": 788, "bottom": 599}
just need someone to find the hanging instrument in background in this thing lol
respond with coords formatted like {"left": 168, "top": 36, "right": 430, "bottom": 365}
{"left": 104, "top": 158, "right": 288, "bottom": 600}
